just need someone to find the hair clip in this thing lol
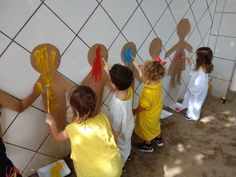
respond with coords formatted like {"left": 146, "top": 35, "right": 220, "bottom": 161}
{"left": 154, "top": 57, "right": 167, "bottom": 65}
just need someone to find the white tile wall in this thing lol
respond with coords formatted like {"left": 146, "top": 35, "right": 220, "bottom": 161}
{"left": 219, "top": 13, "right": 236, "bottom": 37}
{"left": 209, "top": 0, "right": 236, "bottom": 96}
{"left": 0, "top": 0, "right": 224, "bottom": 175}
{"left": 0, "top": 33, "right": 11, "bottom": 55}
{"left": 0, "top": 0, "right": 41, "bottom": 38}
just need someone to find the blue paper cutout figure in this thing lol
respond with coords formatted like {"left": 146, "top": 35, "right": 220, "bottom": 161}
{"left": 123, "top": 48, "right": 133, "bottom": 67}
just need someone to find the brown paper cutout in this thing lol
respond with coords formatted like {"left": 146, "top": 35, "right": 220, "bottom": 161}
{"left": 165, "top": 18, "right": 193, "bottom": 88}
{"left": 121, "top": 42, "right": 141, "bottom": 82}
{"left": 22, "top": 43, "right": 76, "bottom": 130}
{"left": 149, "top": 37, "right": 162, "bottom": 59}
{"left": 81, "top": 44, "right": 109, "bottom": 109}
{"left": 0, "top": 91, "right": 22, "bottom": 112}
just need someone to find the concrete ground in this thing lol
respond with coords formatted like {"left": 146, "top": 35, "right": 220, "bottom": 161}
{"left": 31, "top": 96, "right": 236, "bottom": 177}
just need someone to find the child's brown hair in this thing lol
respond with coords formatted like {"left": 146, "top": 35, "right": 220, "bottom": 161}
{"left": 196, "top": 47, "right": 213, "bottom": 73}
{"left": 69, "top": 86, "right": 97, "bottom": 122}
{"left": 143, "top": 60, "right": 166, "bottom": 81}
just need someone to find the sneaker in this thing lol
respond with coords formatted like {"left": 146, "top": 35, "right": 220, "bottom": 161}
{"left": 127, "top": 155, "right": 132, "bottom": 161}
{"left": 122, "top": 166, "right": 126, "bottom": 173}
{"left": 184, "top": 114, "right": 192, "bottom": 120}
{"left": 152, "top": 136, "right": 164, "bottom": 147}
{"left": 138, "top": 142, "right": 154, "bottom": 152}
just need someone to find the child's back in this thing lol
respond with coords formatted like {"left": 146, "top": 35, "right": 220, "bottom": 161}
{"left": 108, "top": 64, "right": 134, "bottom": 166}
{"left": 46, "top": 86, "right": 122, "bottom": 177}
{"left": 66, "top": 112, "right": 121, "bottom": 177}
{"left": 133, "top": 60, "right": 166, "bottom": 152}
{"left": 135, "top": 81, "right": 162, "bottom": 141}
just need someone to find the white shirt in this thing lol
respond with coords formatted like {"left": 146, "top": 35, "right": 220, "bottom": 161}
{"left": 183, "top": 68, "right": 208, "bottom": 120}
{"left": 109, "top": 88, "right": 135, "bottom": 165}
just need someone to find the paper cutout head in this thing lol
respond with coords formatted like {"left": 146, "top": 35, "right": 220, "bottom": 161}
{"left": 121, "top": 42, "right": 137, "bottom": 67}
{"left": 149, "top": 37, "right": 162, "bottom": 59}
{"left": 81, "top": 43, "right": 108, "bottom": 108}
{"left": 177, "top": 18, "right": 191, "bottom": 40}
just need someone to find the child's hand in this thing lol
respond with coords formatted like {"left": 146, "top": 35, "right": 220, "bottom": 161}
{"left": 182, "top": 57, "right": 192, "bottom": 66}
{"left": 45, "top": 113, "right": 55, "bottom": 125}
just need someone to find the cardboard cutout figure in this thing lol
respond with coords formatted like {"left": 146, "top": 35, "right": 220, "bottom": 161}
{"left": 0, "top": 91, "right": 22, "bottom": 112}
{"left": 149, "top": 37, "right": 167, "bottom": 65}
{"left": 149, "top": 37, "right": 162, "bottom": 59}
{"left": 121, "top": 42, "right": 141, "bottom": 82}
{"left": 22, "top": 43, "right": 76, "bottom": 130}
{"left": 165, "top": 18, "right": 193, "bottom": 88}
{"left": 81, "top": 44, "right": 109, "bottom": 109}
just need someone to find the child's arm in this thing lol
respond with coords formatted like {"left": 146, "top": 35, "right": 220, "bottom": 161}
{"left": 0, "top": 91, "right": 22, "bottom": 112}
{"left": 133, "top": 105, "right": 146, "bottom": 116}
{"left": 45, "top": 114, "right": 69, "bottom": 143}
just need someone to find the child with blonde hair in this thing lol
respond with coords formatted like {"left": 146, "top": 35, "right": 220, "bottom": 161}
{"left": 133, "top": 59, "right": 165, "bottom": 152}
{"left": 46, "top": 86, "right": 122, "bottom": 177}
{"left": 183, "top": 47, "right": 213, "bottom": 120}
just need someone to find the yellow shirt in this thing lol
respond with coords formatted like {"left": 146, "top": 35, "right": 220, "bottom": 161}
{"left": 66, "top": 113, "right": 122, "bottom": 177}
{"left": 134, "top": 82, "right": 162, "bottom": 141}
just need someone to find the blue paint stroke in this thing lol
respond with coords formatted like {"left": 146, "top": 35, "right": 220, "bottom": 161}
{"left": 123, "top": 48, "right": 133, "bottom": 68}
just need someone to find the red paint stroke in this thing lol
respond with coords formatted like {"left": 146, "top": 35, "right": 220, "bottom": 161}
{"left": 91, "top": 46, "right": 102, "bottom": 82}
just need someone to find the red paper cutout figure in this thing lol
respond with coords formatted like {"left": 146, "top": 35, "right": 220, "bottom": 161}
{"left": 81, "top": 44, "right": 109, "bottom": 109}
{"left": 165, "top": 18, "right": 193, "bottom": 88}
{"left": 91, "top": 46, "right": 102, "bottom": 82}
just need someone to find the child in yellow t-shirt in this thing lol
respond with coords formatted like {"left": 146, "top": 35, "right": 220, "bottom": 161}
{"left": 133, "top": 60, "right": 165, "bottom": 152}
{"left": 45, "top": 86, "right": 122, "bottom": 177}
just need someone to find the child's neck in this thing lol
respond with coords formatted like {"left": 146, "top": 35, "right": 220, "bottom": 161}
{"left": 115, "top": 89, "right": 129, "bottom": 100}
{"left": 146, "top": 80, "right": 159, "bottom": 85}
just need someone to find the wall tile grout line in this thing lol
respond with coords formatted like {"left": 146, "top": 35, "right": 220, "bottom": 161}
{"left": 105, "top": 0, "right": 144, "bottom": 51}
{"left": 210, "top": 33, "right": 236, "bottom": 39}
{"left": 3, "top": 141, "right": 38, "bottom": 153}
{"left": 186, "top": 0, "right": 215, "bottom": 43}
{"left": 0, "top": 2, "right": 44, "bottom": 58}
{"left": 187, "top": 0, "right": 205, "bottom": 43}
{"left": 0, "top": 31, "right": 31, "bottom": 54}
{"left": 206, "top": 0, "right": 214, "bottom": 23}
{"left": 136, "top": 0, "right": 169, "bottom": 53}
{"left": 207, "top": 0, "right": 219, "bottom": 46}
{"left": 136, "top": 0, "right": 182, "bottom": 104}
{"left": 2, "top": 113, "right": 21, "bottom": 137}
{"left": 213, "top": 0, "right": 227, "bottom": 53}
{"left": 41, "top": 1, "right": 92, "bottom": 52}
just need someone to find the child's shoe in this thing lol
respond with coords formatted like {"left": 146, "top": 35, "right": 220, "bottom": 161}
{"left": 127, "top": 155, "right": 132, "bottom": 161}
{"left": 138, "top": 142, "right": 154, "bottom": 152}
{"left": 152, "top": 136, "right": 164, "bottom": 147}
{"left": 184, "top": 114, "right": 192, "bottom": 120}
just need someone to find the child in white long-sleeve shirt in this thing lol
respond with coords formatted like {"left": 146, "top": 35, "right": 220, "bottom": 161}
{"left": 183, "top": 47, "right": 213, "bottom": 120}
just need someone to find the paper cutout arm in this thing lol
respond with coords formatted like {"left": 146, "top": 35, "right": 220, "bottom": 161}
{"left": 0, "top": 91, "right": 22, "bottom": 112}
{"left": 184, "top": 42, "right": 193, "bottom": 52}
{"left": 21, "top": 79, "right": 42, "bottom": 111}
{"left": 165, "top": 44, "right": 178, "bottom": 58}
{"left": 57, "top": 72, "right": 77, "bottom": 92}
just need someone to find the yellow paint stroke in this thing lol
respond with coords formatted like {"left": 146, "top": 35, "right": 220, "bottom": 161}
{"left": 50, "top": 162, "right": 63, "bottom": 177}
{"left": 33, "top": 46, "right": 56, "bottom": 113}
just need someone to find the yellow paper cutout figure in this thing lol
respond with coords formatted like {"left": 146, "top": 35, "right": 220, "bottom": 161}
{"left": 22, "top": 43, "right": 76, "bottom": 130}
